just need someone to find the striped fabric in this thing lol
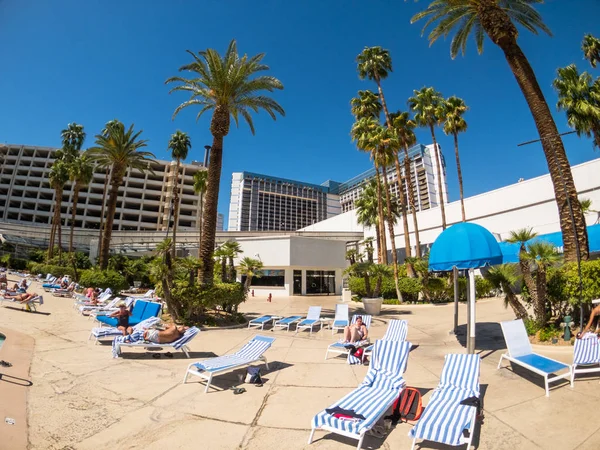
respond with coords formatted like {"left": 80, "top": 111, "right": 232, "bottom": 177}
{"left": 112, "top": 329, "right": 145, "bottom": 358}
{"left": 193, "top": 335, "right": 275, "bottom": 372}
{"left": 383, "top": 319, "right": 408, "bottom": 341}
{"left": 312, "top": 340, "right": 410, "bottom": 436}
{"left": 573, "top": 334, "right": 600, "bottom": 365}
{"left": 171, "top": 327, "right": 200, "bottom": 350}
{"left": 409, "top": 354, "right": 481, "bottom": 447}
{"left": 92, "top": 316, "right": 160, "bottom": 339}
{"left": 79, "top": 297, "right": 123, "bottom": 313}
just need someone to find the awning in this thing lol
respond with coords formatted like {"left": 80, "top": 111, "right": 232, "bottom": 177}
{"left": 499, "top": 223, "right": 600, "bottom": 263}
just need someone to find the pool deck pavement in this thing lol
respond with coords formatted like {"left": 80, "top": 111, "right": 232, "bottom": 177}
{"left": 1, "top": 279, "right": 600, "bottom": 449}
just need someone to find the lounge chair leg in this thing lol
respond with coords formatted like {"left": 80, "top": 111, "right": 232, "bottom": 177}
{"left": 545, "top": 376, "right": 549, "bottom": 397}
{"left": 571, "top": 365, "right": 575, "bottom": 388}
{"left": 410, "top": 438, "right": 417, "bottom": 450}
{"left": 356, "top": 433, "right": 365, "bottom": 450}
{"left": 263, "top": 357, "right": 269, "bottom": 370}
{"left": 204, "top": 374, "right": 213, "bottom": 393}
{"left": 308, "top": 428, "right": 316, "bottom": 444}
{"left": 497, "top": 354, "right": 504, "bottom": 370}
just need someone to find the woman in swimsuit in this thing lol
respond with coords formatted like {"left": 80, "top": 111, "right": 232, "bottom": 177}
{"left": 344, "top": 316, "right": 368, "bottom": 342}
{"left": 110, "top": 303, "right": 133, "bottom": 335}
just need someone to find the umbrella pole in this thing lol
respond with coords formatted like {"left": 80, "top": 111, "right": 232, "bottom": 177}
{"left": 468, "top": 268, "right": 476, "bottom": 354}
{"left": 452, "top": 266, "right": 459, "bottom": 334}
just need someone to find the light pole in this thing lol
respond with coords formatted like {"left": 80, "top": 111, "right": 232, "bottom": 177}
{"left": 517, "top": 130, "right": 585, "bottom": 330}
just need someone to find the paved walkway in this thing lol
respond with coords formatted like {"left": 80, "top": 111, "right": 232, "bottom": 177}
{"left": 1, "top": 281, "right": 599, "bottom": 449}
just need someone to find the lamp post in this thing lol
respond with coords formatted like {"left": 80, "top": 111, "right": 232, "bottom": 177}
{"left": 517, "top": 130, "right": 585, "bottom": 330}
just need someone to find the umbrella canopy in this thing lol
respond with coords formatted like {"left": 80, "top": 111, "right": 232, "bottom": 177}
{"left": 429, "top": 223, "right": 503, "bottom": 271}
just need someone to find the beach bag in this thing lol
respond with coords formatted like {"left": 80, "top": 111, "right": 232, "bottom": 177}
{"left": 387, "top": 387, "right": 423, "bottom": 424}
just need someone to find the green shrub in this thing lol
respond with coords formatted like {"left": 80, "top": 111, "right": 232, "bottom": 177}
{"left": 28, "top": 263, "right": 75, "bottom": 278}
{"left": 348, "top": 275, "right": 422, "bottom": 301}
{"left": 538, "top": 325, "right": 560, "bottom": 342}
{"left": 397, "top": 277, "right": 422, "bottom": 302}
{"left": 427, "top": 277, "right": 451, "bottom": 303}
{"left": 0, "top": 254, "right": 27, "bottom": 270}
{"left": 173, "top": 282, "right": 246, "bottom": 323}
{"left": 560, "top": 260, "right": 600, "bottom": 306}
{"left": 524, "top": 318, "right": 539, "bottom": 336}
{"left": 78, "top": 269, "right": 129, "bottom": 293}
{"left": 475, "top": 276, "right": 495, "bottom": 298}
{"left": 28, "top": 249, "right": 46, "bottom": 263}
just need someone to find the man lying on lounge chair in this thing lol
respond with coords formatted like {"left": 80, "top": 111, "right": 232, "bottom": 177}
{"left": 3, "top": 292, "right": 37, "bottom": 303}
{"left": 144, "top": 324, "right": 189, "bottom": 343}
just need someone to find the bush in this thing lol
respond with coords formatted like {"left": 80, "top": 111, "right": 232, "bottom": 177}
{"left": 78, "top": 269, "right": 129, "bottom": 293}
{"left": 0, "top": 254, "right": 28, "bottom": 270}
{"left": 348, "top": 275, "right": 422, "bottom": 301}
{"left": 172, "top": 282, "right": 246, "bottom": 323}
{"left": 524, "top": 318, "right": 539, "bottom": 336}
{"left": 428, "top": 277, "right": 451, "bottom": 303}
{"left": 538, "top": 325, "right": 560, "bottom": 342}
{"left": 28, "top": 263, "right": 75, "bottom": 278}
{"left": 28, "top": 249, "right": 46, "bottom": 263}
{"left": 560, "top": 260, "right": 600, "bottom": 306}
{"left": 475, "top": 276, "right": 495, "bottom": 298}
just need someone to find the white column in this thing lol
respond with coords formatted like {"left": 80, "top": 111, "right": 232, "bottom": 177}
{"left": 468, "top": 268, "right": 476, "bottom": 354}
{"left": 452, "top": 266, "right": 459, "bottom": 334}
{"left": 301, "top": 270, "right": 307, "bottom": 295}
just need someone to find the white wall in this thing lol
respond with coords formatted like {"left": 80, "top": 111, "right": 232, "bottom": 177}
{"left": 299, "top": 208, "right": 363, "bottom": 233}
{"left": 289, "top": 237, "right": 347, "bottom": 268}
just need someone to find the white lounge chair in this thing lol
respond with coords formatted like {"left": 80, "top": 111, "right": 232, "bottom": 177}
{"left": 409, "top": 353, "right": 481, "bottom": 450}
{"left": 183, "top": 335, "right": 275, "bottom": 393}
{"left": 331, "top": 304, "right": 349, "bottom": 334}
{"left": 74, "top": 289, "right": 112, "bottom": 309}
{"left": 571, "top": 333, "right": 600, "bottom": 386}
{"left": 325, "top": 315, "right": 372, "bottom": 362}
{"left": 296, "top": 306, "right": 322, "bottom": 335}
{"left": 89, "top": 316, "right": 161, "bottom": 344}
{"left": 247, "top": 315, "right": 280, "bottom": 330}
{"left": 112, "top": 326, "right": 200, "bottom": 358}
{"left": 310, "top": 340, "right": 412, "bottom": 449}
{"left": 272, "top": 315, "right": 303, "bottom": 332}
{"left": 79, "top": 296, "right": 122, "bottom": 315}
{"left": 498, "top": 319, "right": 572, "bottom": 396}
{"left": 0, "top": 295, "right": 44, "bottom": 312}
{"left": 87, "top": 297, "right": 136, "bottom": 320}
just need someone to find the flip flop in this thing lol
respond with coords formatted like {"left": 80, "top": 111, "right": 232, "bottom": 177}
{"left": 165, "top": 352, "right": 173, "bottom": 358}
{"left": 231, "top": 387, "right": 246, "bottom": 395}
{"left": 152, "top": 354, "right": 161, "bottom": 359}
{"left": 0, "top": 360, "right": 12, "bottom": 367}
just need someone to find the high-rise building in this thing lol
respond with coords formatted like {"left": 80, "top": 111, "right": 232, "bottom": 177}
{"left": 0, "top": 143, "right": 207, "bottom": 232}
{"left": 338, "top": 143, "right": 448, "bottom": 213}
{"left": 227, "top": 172, "right": 341, "bottom": 231}
{"left": 217, "top": 213, "right": 224, "bottom": 231}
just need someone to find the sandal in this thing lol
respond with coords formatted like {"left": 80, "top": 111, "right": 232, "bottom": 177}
{"left": 0, "top": 360, "right": 12, "bottom": 367}
{"left": 152, "top": 354, "right": 161, "bottom": 359}
{"left": 165, "top": 352, "right": 173, "bottom": 358}
{"left": 231, "top": 387, "right": 246, "bottom": 395}
{"left": 368, "top": 425, "right": 386, "bottom": 439}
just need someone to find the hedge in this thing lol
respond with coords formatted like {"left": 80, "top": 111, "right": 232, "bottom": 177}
{"left": 78, "top": 269, "right": 129, "bottom": 293}
{"left": 28, "top": 263, "right": 76, "bottom": 279}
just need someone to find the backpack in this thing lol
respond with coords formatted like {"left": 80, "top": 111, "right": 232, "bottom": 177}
{"left": 387, "top": 387, "right": 423, "bottom": 424}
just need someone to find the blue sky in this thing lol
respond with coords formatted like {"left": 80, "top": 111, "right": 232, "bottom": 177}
{"left": 1, "top": 0, "right": 598, "bottom": 227}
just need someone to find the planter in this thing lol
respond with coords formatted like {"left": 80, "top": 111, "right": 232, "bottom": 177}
{"left": 362, "top": 297, "right": 383, "bottom": 316}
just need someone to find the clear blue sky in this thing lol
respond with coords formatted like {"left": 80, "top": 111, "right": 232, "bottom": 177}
{"left": 1, "top": 0, "right": 598, "bottom": 227}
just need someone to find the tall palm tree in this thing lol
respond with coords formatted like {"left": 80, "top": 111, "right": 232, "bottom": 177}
{"left": 221, "top": 240, "right": 243, "bottom": 282}
{"left": 582, "top": 34, "right": 600, "bottom": 69}
{"left": 239, "top": 257, "right": 263, "bottom": 292}
{"left": 411, "top": 0, "right": 589, "bottom": 263}
{"left": 356, "top": 46, "right": 394, "bottom": 128}
{"left": 167, "top": 131, "right": 192, "bottom": 259}
{"left": 166, "top": 40, "right": 285, "bottom": 288}
{"left": 97, "top": 120, "right": 120, "bottom": 259}
{"left": 47, "top": 160, "right": 69, "bottom": 261}
{"left": 68, "top": 155, "right": 93, "bottom": 253}
{"left": 350, "top": 90, "right": 382, "bottom": 119}
{"left": 355, "top": 182, "right": 381, "bottom": 262}
{"left": 408, "top": 87, "right": 447, "bottom": 229}
{"left": 87, "top": 123, "right": 156, "bottom": 269}
{"left": 193, "top": 170, "right": 209, "bottom": 248}
{"left": 524, "top": 241, "right": 561, "bottom": 327}
{"left": 60, "top": 123, "right": 86, "bottom": 163}
{"left": 391, "top": 111, "right": 422, "bottom": 258}
{"left": 507, "top": 228, "right": 538, "bottom": 310}
{"left": 441, "top": 96, "right": 469, "bottom": 221}
{"left": 553, "top": 65, "right": 600, "bottom": 149}
{"left": 484, "top": 264, "right": 529, "bottom": 320}
{"left": 213, "top": 245, "right": 229, "bottom": 283}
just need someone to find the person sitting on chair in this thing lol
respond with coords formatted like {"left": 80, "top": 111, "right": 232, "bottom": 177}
{"left": 143, "top": 323, "right": 189, "bottom": 344}
{"left": 577, "top": 304, "right": 600, "bottom": 338}
{"left": 110, "top": 303, "right": 132, "bottom": 336}
{"left": 343, "top": 316, "right": 368, "bottom": 343}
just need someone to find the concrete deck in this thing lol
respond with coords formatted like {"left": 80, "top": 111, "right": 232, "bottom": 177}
{"left": 1, "top": 280, "right": 599, "bottom": 450}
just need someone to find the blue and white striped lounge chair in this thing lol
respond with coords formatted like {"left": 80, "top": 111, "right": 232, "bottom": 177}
{"left": 310, "top": 340, "right": 412, "bottom": 449}
{"left": 498, "top": 319, "right": 572, "bottom": 396}
{"left": 87, "top": 297, "right": 135, "bottom": 319}
{"left": 296, "top": 306, "right": 323, "bottom": 335}
{"left": 331, "top": 304, "right": 350, "bottom": 334}
{"left": 112, "top": 326, "right": 200, "bottom": 358}
{"left": 408, "top": 353, "right": 481, "bottom": 450}
{"left": 79, "top": 296, "right": 123, "bottom": 315}
{"left": 363, "top": 319, "right": 408, "bottom": 361}
{"left": 248, "top": 315, "right": 280, "bottom": 330}
{"left": 74, "top": 289, "right": 112, "bottom": 308}
{"left": 325, "top": 315, "right": 372, "bottom": 363}
{"left": 272, "top": 315, "right": 303, "bottom": 332}
{"left": 571, "top": 333, "right": 600, "bottom": 386}
{"left": 89, "top": 316, "right": 161, "bottom": 344}
{"left": 183, "top": 335, "right": 275, "bottom": 393}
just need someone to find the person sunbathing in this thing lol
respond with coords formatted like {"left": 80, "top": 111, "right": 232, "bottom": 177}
{"left": 7, "top": 292, "right": 37, "bottom": 303}
{"left": 110, "top": 303, "right": 133, "bottom": 335}
{"left": 143, "top": 324, "right": 189, "bottom": 344}
{"left": 343, "top": 316, "right": 368, "bottom": 342}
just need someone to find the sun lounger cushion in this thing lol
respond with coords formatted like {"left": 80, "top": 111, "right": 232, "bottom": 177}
{"left": 193, "top": 335, "right": 274, "bottom": 372}
{"left": 573, "top": 334, "right": 600, "bottom": 365}
{"left": 514, "top": 354, "right": 569, "bottom": 374}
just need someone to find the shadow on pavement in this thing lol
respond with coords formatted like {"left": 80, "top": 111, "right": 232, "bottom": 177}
{"left": 3, "top": 306, "right": 51, "bottom": 316}
{"left": 454, "top": 322, "right": 506, "bottom": 351}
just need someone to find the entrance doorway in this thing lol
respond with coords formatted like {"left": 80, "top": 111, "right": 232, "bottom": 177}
{"left": 293, "top": 270, "right": 302, "bottom": 295}
{"left": 306, "top": 270, "right": 335, "bottom": 295}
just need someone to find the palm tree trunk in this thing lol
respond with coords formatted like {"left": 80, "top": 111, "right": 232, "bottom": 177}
{"left": 57, "top": 189, "right": 63, "bottom": 264}
{"left": 453, "top": 132, "right": 466, "bottom": 222}
{"left": 402, "top": 148, "right": 422, "bottom": 257}
{"left": 504, "top": 284, "right": 529, "bottom": 320}
{"left": 69, "top": 184, "right": 80, "bottom": 253}
{"left": 375, "top": 76, "right": 393, "bottom": 129}
{"left": 535, "top": 266, "right": 547, "bottom": 327}
{"left": 171, "top": 159, "right": 181, "bottom": 260}
{"left": 98, "top": 166, "right": 110, "bottom": 262}
{"left": 392, "top": 156, "right": 416, "bottom": 278}
{"left": 381, "top": 162, "right": 403, "bottom": 302}
{"left": 47, "top": 198, "right": 58, "bottom": 260}
{"left": 519, "top": 245, "right": 538, "bottom": 310}
{"left": 429, "top": 125, "right": 447, "bottom": 229}
{"left": 221, "top": 258, "right": 227, "bottom": 283}
{"left": 99, "top": 177, "right": 121, "bottom": 270}
{"left": 492, "top": 33, "right": 589, "bottom": 262}
{"left": 228, "top": 257, "right": 235, "bottom": 283}
{"left": 373, "top": 164, "right": 388, "bottom": 263}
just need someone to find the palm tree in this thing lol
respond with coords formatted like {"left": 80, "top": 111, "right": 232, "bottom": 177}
{"left": 167, "top": 131, "right": 192, "bottom": 259}
{"left": 362, "top": 237, "right": 375, "bottom": 264}
{"left": 356, "top": 46, "right": 394, "bottom": 128}
{"left": 193, "top": 170, "right": 208, "bottom": 247}
{"left": 484, "top": 264, "right": 529, "bottom": 320}
{"left": 60, "top": 123, "right": 86, "bottom": 163}
{"left": 582, "top": 34, "right": 600, "bottom": 69}
{"left": 553, "top": 65, "right": 600, "bottom": 149}
{"left": 355, "top": 181, "right": 381, "bottom": 262}
{"left": 441, "top": 96, "right": 469, "bottom": 221}
{"left": 87, "top": 122, "right": 156, "bottom": 269}
{"left": 411, "top": 0, "right": 589, "bottom": 263}
{"left": 68, "top": 155, "right": 93, "bottom": 253}
{"left": 97, "top": 120, "right": 120, "bottom": 259}
{"left": 239, "top": 257, "right": 263, "bottom": 292}
{"left": 213, "top": 245, "right": 229, "bottom": 283}
{"left": 391, "top": 111, "right": 422, "bottom": 257}
{"left": 150, "top": 238, "right": 182, "bottom": 320}
{"left": 47, "top": 160, "right": 69, "bottom": 261}
{"left": 524, "top": 241, "right": 561, "bottom": 327}
{"left": 409, "top": 87, "right": 447, "bottom": 229}
{"left": 507, "top": 228, "right": 538, "bottom": 312}
{"left": 166, "top": 40, "right": 285, "bottom": 288}
{"left": 350, "top": 90, "right": 382, "bottom": 119}
{"left": 220, "top": 240, "right": 243, "bottom": 282}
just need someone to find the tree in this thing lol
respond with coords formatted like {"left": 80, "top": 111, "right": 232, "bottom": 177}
{"left": 411, "top": 0, "right": 589, "bottom": 263}
{"left": 441, "top": 96, "right": 469, "bottom": 221}
{"left": 355, "top": 181, "right": 381, "bottom": 261}
{"left": 150, "top": 238, "right": 181, "bottom": 320}
{"left": 408, "top": 87, "right": 447, "bottom": 229}
{"left": 582, "top": 34, "right": 600, "bottom": 69}
{"left": 48, "top": 160, "right": 69, "bottom": 261}
{"left": 485, "top": 264, "right": 529, "bottom": 320}
{"left": 553, "top": 65, "right": 600, "bottom": 149}
{"left": 362, "top": 237, "right": 375, "bottom": 264}
{"left": 220, "top": 240, "right": 243, "bottom": 282}
{"left": 350, "top": 90, "right": 382, "bottom": 119}
{"left": 68, "top": 155, "right": 93, "bottom": 253}
{"left": 213, "top": 245, "right": 229, "bottom": 283}
{"left": 239, "top": 257, "right": 263, "bottom": 292}
{"left": 356, "top": 46, "right": 395, "bottom": 128}
{"left": 391, "top": 111, "right": 422, "bottom": 257}
{"left": 87, "top": 122, "right": 156, "bottom": 269}
{"left": 167, "top": 130, "right": 192, "bottom": 259}
{"left": 524, "top": 241, "right": 562, "bottom": 327}
{"left": 193, "top": 170, "right": 209, "bottom": 250}
{"left": 60, "top": 123, "right": 86, "bottom": 163}
{"left": 167, "top": 40, "right": 285, "bottom": 288}
{"left": 507, "top": 227, "right": 539, "bottom": 309}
